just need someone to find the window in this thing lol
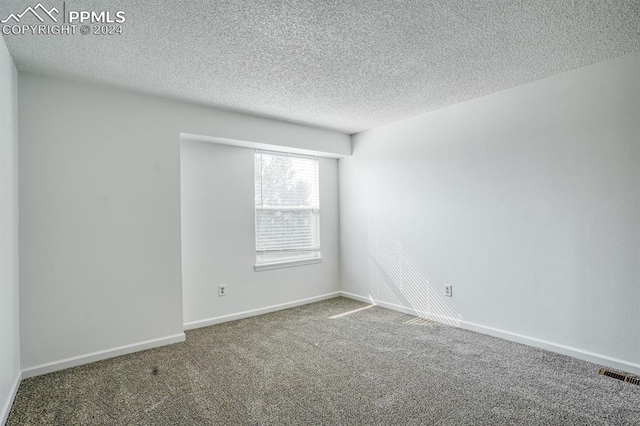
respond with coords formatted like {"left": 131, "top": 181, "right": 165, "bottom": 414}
{"left": 254, "top": 150, "right": 321, "bottom": 269}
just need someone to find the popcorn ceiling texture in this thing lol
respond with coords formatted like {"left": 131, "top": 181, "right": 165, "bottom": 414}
{"left": 1, "top": 0, "right": 639, "bottom": 133}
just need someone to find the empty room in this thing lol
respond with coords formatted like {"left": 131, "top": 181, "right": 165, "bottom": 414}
{"left": 1, "top": 0, "right": 639, "bottom": 424}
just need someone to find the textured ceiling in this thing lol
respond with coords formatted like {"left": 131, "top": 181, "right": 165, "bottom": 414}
{"left": 2, "top": 0, "right": 639, "bottom": 134}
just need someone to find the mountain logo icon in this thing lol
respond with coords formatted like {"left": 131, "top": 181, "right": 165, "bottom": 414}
{"left": 2, "top": 3, "right": 59, "bottom": 23}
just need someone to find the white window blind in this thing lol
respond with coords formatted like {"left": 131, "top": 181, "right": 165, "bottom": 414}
{"left": 254, "top": 150, "right": 320, "bottom": 265}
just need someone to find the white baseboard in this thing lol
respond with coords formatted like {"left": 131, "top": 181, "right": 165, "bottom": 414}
{"left": 21, "top": 333, "right": 186, "bottom": 379}
{"left": 339, "top": 291, "right": 640, "bottom": 376}
{"left": 184, "top": 291, "right": 341, "bottom": 330}
{"left": 339, "top": 291, "right": 373, "bottom": 304}
{"left": 1, "top": 370, "right": 21, "bottom": 426}
{"left": 339, "top": 291, "right": 461, "bottom": 325}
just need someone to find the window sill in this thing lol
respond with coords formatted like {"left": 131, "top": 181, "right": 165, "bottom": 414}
{"left": 254, "top": 257, "right": 322, "bottom": 272}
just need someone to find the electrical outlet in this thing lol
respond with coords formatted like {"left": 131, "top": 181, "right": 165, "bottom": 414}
{"left": 218, "top": 285, "right": 226, "bottom": 296}
{"left": 444, "top": 285, "right": 453, "bottom": 297}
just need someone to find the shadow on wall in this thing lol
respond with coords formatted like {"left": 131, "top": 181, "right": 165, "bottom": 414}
{"left": 367, "top": 216, "right": 462, "bottom": 326}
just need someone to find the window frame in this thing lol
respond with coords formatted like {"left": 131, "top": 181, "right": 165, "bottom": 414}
{"left": 253, "top": 149, "right": 322, "bottom": 271}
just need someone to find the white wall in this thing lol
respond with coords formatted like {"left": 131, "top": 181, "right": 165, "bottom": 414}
{"left": 0, "top": 36, "right": 20, "bottom": 423}
{"left": 339, "top": 53, "right": 640, "bottom": 374}
{"left": 181, "top": 141, "right": 340, "bottom": 327}
{"left": 18, "top": 73, "right": 349, "bottom": 374}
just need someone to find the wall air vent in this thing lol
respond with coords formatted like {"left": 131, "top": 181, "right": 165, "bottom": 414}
{"left": 599, "top": 368, "right": 640, "bottom": 386}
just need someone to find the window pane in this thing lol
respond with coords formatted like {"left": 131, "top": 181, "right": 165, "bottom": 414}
{"left": 255, "top": 151, "right": 321, "bottom": 264}
{"left": 256, "top": 209, "right": 319, "bottom": 251}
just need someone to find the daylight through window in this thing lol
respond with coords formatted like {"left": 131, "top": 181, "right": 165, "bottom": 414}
{"left": 254, "top": 150, "right": 321, "bottom": 266}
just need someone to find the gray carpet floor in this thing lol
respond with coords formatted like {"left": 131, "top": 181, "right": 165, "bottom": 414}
{"left": 7, "top": 297, "right": 640, "bottom": 425}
